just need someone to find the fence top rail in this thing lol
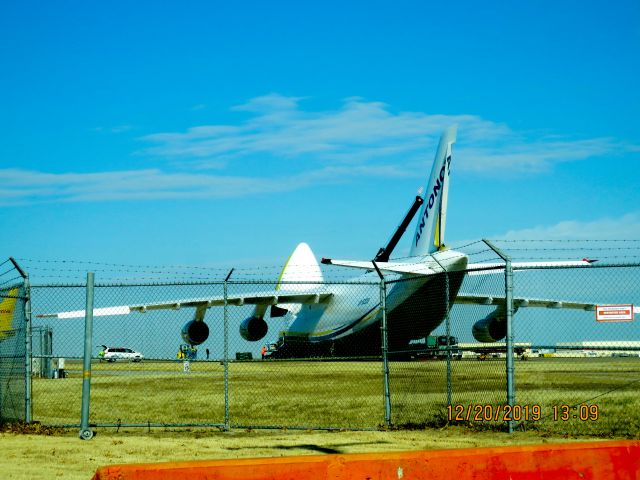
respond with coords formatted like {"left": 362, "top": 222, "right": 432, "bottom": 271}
{"left": 31, "top": 279, "right": 383, "bottom": 288}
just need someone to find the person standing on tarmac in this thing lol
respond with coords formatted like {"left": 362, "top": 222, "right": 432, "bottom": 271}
{"left": 261, "top": 345, "right": 267, "bottom": 360}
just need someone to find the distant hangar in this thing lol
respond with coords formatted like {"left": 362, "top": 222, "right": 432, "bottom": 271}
{"left": 555, "top": 341, "right": 640, "bottom": 357}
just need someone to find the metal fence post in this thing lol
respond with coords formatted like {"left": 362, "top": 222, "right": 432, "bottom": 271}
{"left": 504, "top": 257, "right": 515, "bottom": 433}
{"left": 483, "top": 240, "right": 515, "bottom": 433}
{"left": 79, "top": 272, "right": 95, "bottom": 440}
{"left": 223, "top": 269, "right": 234, "bottom": 431}
{"left": 9, "top": 257, "right": 31, "bottom": 423}
{"left": 372, "top": 261, "right": 392, "bottom": 426}
{"left": 431, "top": 255, "right": 453, "bottom": 407}
{"left": 445, "top": 271, "right": 452, "bottom": 406}
{"left": 24, "top": 275, "right": 32, "bottom": 423}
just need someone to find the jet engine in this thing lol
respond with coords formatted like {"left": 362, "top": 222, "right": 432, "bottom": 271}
{"left": 471, "top": 308, "right": 507, "bottom": 343}
{"left": 181, "top": 320, "right": 210, "bottom": 346}
{"left": 239, "top": 316, "right": 268, "bottom": 342}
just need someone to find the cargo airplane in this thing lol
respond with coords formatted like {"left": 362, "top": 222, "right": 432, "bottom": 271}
{"left": 37, "top": 127, "right": 610, "bottom": 357}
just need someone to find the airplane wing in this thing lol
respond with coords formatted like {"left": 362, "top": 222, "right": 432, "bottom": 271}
{"left": 36, "top": 290, "right": 333, "bottom": 319}
{"left": 456, "top": 293, "right": 596, "bottom": 311}
{"left": 457, "top": 294, "right": 640, "bottom": 312}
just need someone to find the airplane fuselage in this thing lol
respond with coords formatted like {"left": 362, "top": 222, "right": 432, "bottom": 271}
{"left": 271, "top": 250, "right": 468, "bottom": 357}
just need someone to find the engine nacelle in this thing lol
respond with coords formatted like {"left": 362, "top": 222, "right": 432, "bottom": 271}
{"left": 181, "top": 320, "right": 210, "bottom": 346}
{"left": 472, "top": 311, "right": 507, "bottom": 343}
{"left": 239, "top": 316, "right": 268, "bottom": 342}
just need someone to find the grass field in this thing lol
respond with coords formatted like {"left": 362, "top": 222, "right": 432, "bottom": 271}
{"left": 1, "top": 356, "right": 638, "bottom": 479}
{"left": 30, "top": 356, "right": 640, "bottom": 436}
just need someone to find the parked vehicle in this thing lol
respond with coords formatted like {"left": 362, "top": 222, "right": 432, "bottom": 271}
{"left": 98, "top": 345, "right": 143, "bottom": 362}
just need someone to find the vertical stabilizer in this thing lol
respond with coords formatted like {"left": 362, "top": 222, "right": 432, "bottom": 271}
{"left": 410, "top": 126, "right": 457, "bottom": 256}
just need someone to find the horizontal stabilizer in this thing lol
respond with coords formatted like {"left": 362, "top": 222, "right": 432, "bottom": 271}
{"left": 466, "top": 259, "right": 596, "bottom": 276}
{"left": 321, "top": 258, "right": 437, "bottom": 276}
{"left": 322, "top": 249, "right": 469, "bottom": 276}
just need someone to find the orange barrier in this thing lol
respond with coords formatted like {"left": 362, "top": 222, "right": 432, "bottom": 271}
{"left": 93, "top": 440, "right": 640, "bottom": 480}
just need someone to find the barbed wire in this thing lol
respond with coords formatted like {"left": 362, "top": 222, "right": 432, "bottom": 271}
{"left": 494, "top": 239, "right": 640, "bottom": 243}
{"left": 0, "top": 267, "right": 17, "bottom": 278}
{"left": 450, "top": 239, "right": 487, "bottom": 250}
{"left": 10, "top": 238, "right": 640, "bottom": 283}
{"left": 16, "top": 265, "right": 230, "bottom": 278}
{"left": 0, "top": 276, "right": 23, "bottom": 288}
{"left": 15, "top": 257, "right": 378, "bottom": 283}
{"left": 16, "top": 257, "right": 235, "bottom": 273}
{"left": 490, "top": 246, "right": 640, "bottom": 251}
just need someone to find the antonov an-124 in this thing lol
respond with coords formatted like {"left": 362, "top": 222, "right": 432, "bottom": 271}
{"left": 38, "top": 127, "right": 616, "bottom": 358}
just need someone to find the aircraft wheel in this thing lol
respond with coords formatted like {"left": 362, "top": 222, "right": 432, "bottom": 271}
{"left": 79, "top": 429, "right": 94, "bottom": 440}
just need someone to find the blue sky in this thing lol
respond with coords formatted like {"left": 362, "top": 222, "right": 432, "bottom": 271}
{"left": 1, "top": 0, "right": 639, "bottom": 281}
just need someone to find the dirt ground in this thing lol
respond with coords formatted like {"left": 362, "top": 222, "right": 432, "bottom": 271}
{"left": 0, "top": 425, "right": 608, "bottom": 480}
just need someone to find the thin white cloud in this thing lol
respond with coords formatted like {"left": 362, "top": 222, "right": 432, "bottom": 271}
{"left": 500, "top": 213, "right": 640, "bottom": 241}
{"left": 449, "top": 214, "right": 640, "bottom": 263}
{"left": 0, "top": 163, "right": 412, "bottom": 205}
{"left": 92, "top": 125, "right": 134, "bottom": 134}
{"left": 138, "top": 95, "right": 499, "bottom": 165}
{"left": 138, "top": 94, "right": 625, "bottom": 174}
{"left": 4, "top": 94, "right": 636, "bottom": 205}
{"left": 231, "top": 93, "right": 306, "bottom": 113}
{"left": 457, "top": 137, "right": 616, "bottom": 173}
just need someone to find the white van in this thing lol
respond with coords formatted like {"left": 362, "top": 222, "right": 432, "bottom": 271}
{"left": 98, "top": 346, "right": 143, "bottom": 362}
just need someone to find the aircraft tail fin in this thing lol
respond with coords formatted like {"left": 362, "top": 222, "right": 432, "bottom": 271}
{"left": 410, "top": 126, "right": 457, "bottom": 256}
{"left": 0, "top": 288, "right": 20, "bottom": 341}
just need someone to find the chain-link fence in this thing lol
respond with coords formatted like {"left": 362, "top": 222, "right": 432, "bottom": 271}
{"left": 29, "top": 279, "right": 386, "bottom": 430}
{"left": 513, "top": 264, "right": 640, "bottom": 436}
{"left": 9, "top": 244, "right": 640, "bottom": 435}
{"left": 0, "top": 259, "right": 27, "bottom": 423}
{"left": 387, "top": 269, "right": 509, "bottom": 428}
{"left": 386, "top": 243, "right": 640, "bottom": 436}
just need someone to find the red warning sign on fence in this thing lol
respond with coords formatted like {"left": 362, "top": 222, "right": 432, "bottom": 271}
{"left": 596, "top": 304, "right": 634, "bottom": 322}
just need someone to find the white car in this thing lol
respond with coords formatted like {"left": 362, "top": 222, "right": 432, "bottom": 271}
{"left": 99, "top": 346, "right": 143, "bottom": 362}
